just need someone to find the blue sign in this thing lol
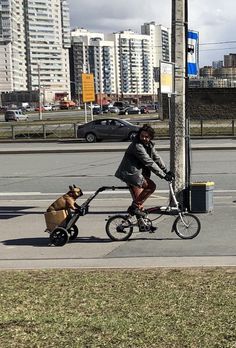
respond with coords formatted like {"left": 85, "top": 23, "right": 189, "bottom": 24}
{"left": 187, "top": 30, "right": 199, "bottom": 77}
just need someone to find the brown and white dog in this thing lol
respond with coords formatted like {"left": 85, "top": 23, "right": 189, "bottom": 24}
{"left": 47, "top": 185, "right": 83, "bottom": 212}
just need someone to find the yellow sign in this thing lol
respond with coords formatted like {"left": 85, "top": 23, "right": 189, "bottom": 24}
{"left": 82, "top": 73, "right": 95, "bottom": 103}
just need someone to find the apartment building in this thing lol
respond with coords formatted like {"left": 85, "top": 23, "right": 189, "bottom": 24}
{"left": 70, "top": 28, "right": 116, "bottom": 100}
{"left": 0, "top": 0, "right": 27, "bottom": 91}
{"left": 105, "top": 30, "right": 152, "bottom": 97}
{"left": 224, "top": 53, "right": 236, "bottom": 68}
{"left": 141, "top": 22, "right": 170, "bottom": 95}
{"left": 212, "top": 60, "right": 223, "bottom": 69}
{"left": 141, "top": 22, "right": 170, "bottom": 65}
{"left": 0, "top": 0, "right": 71, "bottom": 103}
{"left": 70, "top": 25, "right": 172, "bottom": 99}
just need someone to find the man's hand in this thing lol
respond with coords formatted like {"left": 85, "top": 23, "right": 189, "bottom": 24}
{"left": 164, "top": 171, "right": 175, "bottom": 181}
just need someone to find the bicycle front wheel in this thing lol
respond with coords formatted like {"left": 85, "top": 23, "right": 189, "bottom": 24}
{"left": 106, "top": 215, "right": 133, "bottom": 241}
{"left": 173, "top": 213, "right": 201, "bottom": 239}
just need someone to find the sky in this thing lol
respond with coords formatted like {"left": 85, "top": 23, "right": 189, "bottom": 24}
{"left": 68, "top": 0, "right": 236, "bottom": 67}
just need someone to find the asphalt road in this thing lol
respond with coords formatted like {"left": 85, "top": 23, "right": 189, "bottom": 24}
{"left": 0, "top": 146, "right": 235, "bottom": 195}
{"left": 0, "top": 141, "right": 235, "bottom": 269}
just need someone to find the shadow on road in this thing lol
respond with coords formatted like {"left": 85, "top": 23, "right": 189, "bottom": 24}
{"left": 1, "top": 235, "right": 111, "bottom": 247}
{"left": 0, "top": 206, "right": 39, "bottom": 220}
{"left": 2, "top": 237, "right": 49, "bottom": 247}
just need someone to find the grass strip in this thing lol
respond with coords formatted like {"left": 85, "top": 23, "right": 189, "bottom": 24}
{"left": 0, "top": 268, "right": 235, "bottom": 348}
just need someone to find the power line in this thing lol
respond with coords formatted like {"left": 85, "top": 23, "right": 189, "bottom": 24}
{"left": 200, "top": 40, "right": 236, "bottom": 46}
{"left": 201, "top": 47, "right": 236, "bottom": 52}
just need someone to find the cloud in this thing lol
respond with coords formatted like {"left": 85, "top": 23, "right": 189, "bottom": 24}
{"left": 68, "top": 0, "right": 236, "bottom": 66}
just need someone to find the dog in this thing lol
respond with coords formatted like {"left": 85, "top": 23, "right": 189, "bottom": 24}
{"left": 47, "top": 185, "right": 83, "bottom": 212}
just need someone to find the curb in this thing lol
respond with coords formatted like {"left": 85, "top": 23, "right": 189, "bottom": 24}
{"left": 0, "top": 144, "right": 236, "bottom": 154}
{"left": 0, "top": 256, "right": 235, "bottom": 270}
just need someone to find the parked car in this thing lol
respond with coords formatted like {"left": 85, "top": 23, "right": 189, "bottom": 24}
{"left": 140, "top": 105, "right": 149, "bottom": 114}
{"left": 102, "top": 105, "right": 111, "bottom": 113}
{"left": 5, "top": 109, "right": 28, "bottom": 122}
{"left": 119, "top": 106, "right": 141, "bottom": 115}
{"left": 93, "top": 107, "right": 103, "bottom": 115}
{"left": 113, "top": 101, "right": 129, "bottom": 110}
{"left": 51, "top": 104, "right": 61, "bottom": 111}
{"left": 43, "top": 104, "right": 53, "bottom": 111}
{"left": 35, "top": 106, "right": 45, "bottom": 112}
{"left": 22, "top": 106, "right": 34, "bottom": 112}
{"left": 0, "top": 106, "right": 8, "bottom": 114}
{"left": 109, "top": 106, "right": 120, "bottom": 113}
{"left": 77, "top": 118, "right": 140, "bottom": 143}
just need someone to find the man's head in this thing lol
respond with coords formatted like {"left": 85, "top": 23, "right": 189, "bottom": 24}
{"left": 137, "top": 124, "right": 155, "bottom": 145}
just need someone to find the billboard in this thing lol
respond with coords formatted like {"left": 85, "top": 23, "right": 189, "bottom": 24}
{"left": 187, "top": 30, "right": 199, "bottom": 77}
{"left": 82, "top": 73, "right": 95, "bottom": 103}
{"left": 159, "top": 61, "right": 174, "bottom": 95}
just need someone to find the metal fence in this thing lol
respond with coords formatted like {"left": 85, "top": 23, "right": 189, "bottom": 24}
{"left": 0, "top": 119, "right": 235, "bottom": 140}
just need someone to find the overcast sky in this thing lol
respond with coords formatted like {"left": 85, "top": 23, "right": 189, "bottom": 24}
{"left": 68, "top": 0, "right": 236, "bottom": 67}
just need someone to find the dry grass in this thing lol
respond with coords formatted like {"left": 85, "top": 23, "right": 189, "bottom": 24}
{"left": 0, "top": 268, "right": 235, "bottom": 347}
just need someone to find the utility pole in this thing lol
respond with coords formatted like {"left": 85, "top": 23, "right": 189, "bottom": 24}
{"left": 170, "top": 0, "right": 188, "bottom": 206}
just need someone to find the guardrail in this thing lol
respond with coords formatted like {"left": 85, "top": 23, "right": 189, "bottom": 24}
{"left": 0, "top": 119, "right": 235, "bottom": 140}
{"left": 0, "top": 121, "right": 79, "bottom": 140}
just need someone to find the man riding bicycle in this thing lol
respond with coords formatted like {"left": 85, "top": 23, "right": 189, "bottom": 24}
{"left": 115, "top": 124, "right": 174, "bottom": 218}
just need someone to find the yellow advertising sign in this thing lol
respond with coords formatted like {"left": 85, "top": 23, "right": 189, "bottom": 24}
{"left": 82, "top": 73, "right": 95, "bottom": 102}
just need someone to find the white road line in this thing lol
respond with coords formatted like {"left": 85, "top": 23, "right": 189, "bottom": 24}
{"left": 0, "top": 189, "right": 236, "bottom": 197}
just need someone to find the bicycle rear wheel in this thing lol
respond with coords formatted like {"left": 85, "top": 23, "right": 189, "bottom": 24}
{"left": 106, "top": 215, "right": 133, "bottom": 241}
{"left": 173, "top": 213, "right": 201, "bottom": 239}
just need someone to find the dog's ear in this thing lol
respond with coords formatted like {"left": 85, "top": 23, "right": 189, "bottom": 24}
{"left": 73, "top": 184, "right": 76, "bottom": 188}
{"left": 69, "top": 185, "right": 73, "bottom": 191}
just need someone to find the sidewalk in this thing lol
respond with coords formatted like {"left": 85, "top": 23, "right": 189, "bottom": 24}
{"left": 0, "top": 138, "right": 236, "bottom": 154}
{"left": 0, "top": 196, "right": 235, "bottom": 269}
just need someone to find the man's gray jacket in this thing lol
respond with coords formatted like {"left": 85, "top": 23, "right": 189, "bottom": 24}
{"left": 115, "top": 137, "right": 167, "bottom": 187}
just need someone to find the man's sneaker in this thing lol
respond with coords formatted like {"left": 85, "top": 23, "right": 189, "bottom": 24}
{"left": 127, "top": 205, "right": 146, "bottom": 218}
{"left": 149, "top": 226, "right": 157, "bottom": 233}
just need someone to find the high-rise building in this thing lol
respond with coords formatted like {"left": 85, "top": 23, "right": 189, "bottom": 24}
{"left": 212, "top": 60, "right": 223, "bottom": 69}
{"left": 106, "top": 30, "right": 152, "bottom": 97}
{"left": 224, "top": 53, "right": 236, "bottom": 68}
{"left": 70, "top": 25, "right": 171, "bottom": 100}
{"left": 70, "top": 28, "right": 116, "bottom": 101}
{"left": 141, "top": 22, "right": 170, "bottom": 94}
{"left": 141, "top": 22, "right": 170, "bottom": 65}
{"left": 0, "top": 0, "right": 71, "bottom": 102}
{"left": 0, "top": 0, "right": 27, "bottom": 91}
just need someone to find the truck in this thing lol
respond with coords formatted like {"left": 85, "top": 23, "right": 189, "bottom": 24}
{"left": 59, "top": 100, "right": 76, "bottom": 110}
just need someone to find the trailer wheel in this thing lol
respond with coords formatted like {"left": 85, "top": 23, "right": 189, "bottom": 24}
{"left": 68, "top": 225, "right": 79, "bottom": 240}
{"left": 49, "top": 227, "right": 69, "bottom": 246}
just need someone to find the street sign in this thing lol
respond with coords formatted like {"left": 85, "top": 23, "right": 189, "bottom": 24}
{"left": 159, "top": 61, "right": 174, "bottom": 94}
{"left": 187, "top": 30, "right": 199, "bottom": 77}
{"left": 82, "top": 73, "right": 95, "bottom": 103}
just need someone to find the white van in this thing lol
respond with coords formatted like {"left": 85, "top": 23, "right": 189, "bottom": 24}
{"left": 5, "top": 110, "right": 28, "bottom": 122}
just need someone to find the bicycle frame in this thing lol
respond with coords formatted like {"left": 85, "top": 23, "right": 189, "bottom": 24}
{"left": 146, "top": 181, "right": 181, "bottom": 216}
{"left": 105, "top": 182, "right": 201, "bottom": 241}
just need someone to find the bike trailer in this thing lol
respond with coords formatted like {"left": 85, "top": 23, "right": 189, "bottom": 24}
{"left": 44, "top": 209, "right": 68, "bottom": 232}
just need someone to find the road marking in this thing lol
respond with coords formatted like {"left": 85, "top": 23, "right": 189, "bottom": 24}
{"left": 0, "top": 189, "right": 236, "bottom": 197}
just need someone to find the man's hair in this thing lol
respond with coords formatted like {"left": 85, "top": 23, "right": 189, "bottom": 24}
{"left": 138, "top": 124, "right": 155, "bottom": 140}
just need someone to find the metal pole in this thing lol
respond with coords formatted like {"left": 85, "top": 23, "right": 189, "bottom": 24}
{"left": 38, "top": 63, "right": 42, "bottom": 120}
{"left": 87, "top": 64, "right": 93, "bottom": 121}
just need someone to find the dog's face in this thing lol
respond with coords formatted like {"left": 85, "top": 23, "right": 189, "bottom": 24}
{"left": 68, "top": 185, "right": 83, "bottom": 199}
